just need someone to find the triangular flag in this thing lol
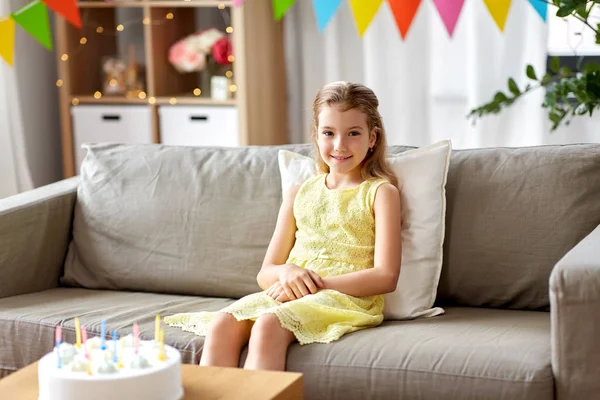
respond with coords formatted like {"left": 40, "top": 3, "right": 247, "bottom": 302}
{"left": 233, "top": 0, "right": 245, "bottom": 6}
{"left": 528, "top": 0, "right": 547, "bottom": 21}
{"left": 388, "top": 0, "right": 423, "bottom": 39}
{"left": 12, "top": 1, "right": 52, "bottom": 50}
{"left": 0, "top": 17, "right": 16, "bottom": 66}
{"left": 312, "top": 0, "right": 343, "bottom": 32}
{"left": 41, "top": 0, "right": 82, "bottom": 29}
{"left": 483, "top": 0, "right": 512, "bottom": 32}
{"left": 432, "top": 0, "right": 465, "bottom": 37}
{"left": 273, "top": 0, "right": 296, "bottom": 21}
{"left": 349, "top": 0, "right": 384, "bottom": 37}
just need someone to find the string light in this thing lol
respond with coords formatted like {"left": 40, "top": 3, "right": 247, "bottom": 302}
{"left": 57, "top": 6, "right": 236, "bottom": 105}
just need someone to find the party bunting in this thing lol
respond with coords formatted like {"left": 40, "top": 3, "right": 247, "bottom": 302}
{"left": 388, "top": 0, "right": 423, "bottom": 39}
{"left": 11, "top": 0, "right": 52, "bottom": 50}
{"left": 273, "top": 0, "right": 296, "bottom": 21}
{"left": 349, "top": 0, "right": 383, "bottom": 37}
{"left": 528, "top": 0, "right": 547, "bottom": 21}
{"left": 42, "top": 0, "right": 81, "bottom": 29}
{"left": 483, "top": 0, "right": 512, "bottom": 32}
{"left": 0, "top": 17, "right": 15, "bottom": 66}
{"left": 233, "top": 0, "right": 245, "bottom": 6}
{"left": 433, "top": 0, "right": 465, "bottom": 37}
{"left": 313, "top": 0, "right": 344, "bottom": 32}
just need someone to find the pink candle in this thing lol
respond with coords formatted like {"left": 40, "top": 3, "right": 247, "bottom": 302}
{"left": 133, "top": 322, "right": 140, "bottom": 355}
{"left": 55, "top": 326, "right": 62, "bottom": 347}
{"left": 81, "top": 326, "right": 88, "bottom": 358}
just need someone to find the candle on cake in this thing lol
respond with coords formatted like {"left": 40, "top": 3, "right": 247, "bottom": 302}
{"left": 112, "top": 330, "right": 118, "bottom": 363}
{"left": 100, "top": 320, "right": 107, "bottom": 351}
{"left": 133, "top": 322, "right": 140, "bottom": 355}
{"left": 55, "top": 326, "right": 62, "bottom": 369}
{"left": 74, "top": 317, "right": 81, "bottom": 349}
{"left": 158, "top": 328, "right": 165, "bottom": 361}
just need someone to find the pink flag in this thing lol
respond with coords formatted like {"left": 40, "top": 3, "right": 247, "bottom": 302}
{"left": 432, "top": 0, "right": 465, "bottom": 38}
{"left": 233, "top": 0, "right": 245, "bottom": 6}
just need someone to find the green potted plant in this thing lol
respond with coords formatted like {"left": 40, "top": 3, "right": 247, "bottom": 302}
{"left": 469, "top": 0, "right": 600, "bottom": 130}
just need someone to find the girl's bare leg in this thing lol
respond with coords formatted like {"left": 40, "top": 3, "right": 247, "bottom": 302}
{"left": 200, "top": 312, "right": 253, "bottom": 368}
{"left": 243, "top": 314, "right": 296, "bottom": 371}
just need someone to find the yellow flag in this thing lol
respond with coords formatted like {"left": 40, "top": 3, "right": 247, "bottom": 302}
{"left": 0, "top": 17, "right": 15, "bottom": 66}
{"left": 483, "top": 0, "right": 512, "bottom": 31}
{"left": 349, "top": 0, "right": 383, "bottom": 37}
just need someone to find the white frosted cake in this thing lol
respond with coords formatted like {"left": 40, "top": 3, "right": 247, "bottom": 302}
{"left": 38, "top": 335, "right": 183, "bottom": 400}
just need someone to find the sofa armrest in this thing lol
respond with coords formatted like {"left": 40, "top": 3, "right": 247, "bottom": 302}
{"left": 0, "top": 177, "right": 79, "bottom": 299}
{"left": 550, "top": 224, "right": 600, "bottom": 400}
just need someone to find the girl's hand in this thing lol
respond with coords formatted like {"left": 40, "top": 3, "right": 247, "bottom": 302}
{"left": 278, "top": 263, "right": 325, "bottom": 301}
{"left": 266, "top": 281, "right": 294, "bottom": 303}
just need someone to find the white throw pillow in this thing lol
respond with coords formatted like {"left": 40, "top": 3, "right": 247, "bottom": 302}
{"left": 277, "top": 140, "right": 452, "bottom": 320}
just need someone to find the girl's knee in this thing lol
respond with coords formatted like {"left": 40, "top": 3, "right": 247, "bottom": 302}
{"left": 209, "top": 312, "right": 251, "bottom": 337}
{"left": 250, "top": 314, "right": 294, "bottom": 343}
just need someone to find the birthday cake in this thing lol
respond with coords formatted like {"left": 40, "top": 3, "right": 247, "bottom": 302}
{"left": 38, "top": 319, "right": 183, "bottom": 400}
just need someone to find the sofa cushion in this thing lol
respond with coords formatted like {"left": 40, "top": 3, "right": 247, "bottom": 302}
{"left": 437, "top": 144, "right": 600, "bottom": 310}
{"left": 62, "top": 143, "right": 314, "bottom": 298}
{"left": 283, "top": 307, "right": 553, "bottom": 400}
{"left": 0, "top": 288, "right": 234, "bottom": 374}
{"left": 0, "top": 289, "right": 552, "bottom": 400}
{"left": 0, "top": 288, "right": 553, "bottom": 400}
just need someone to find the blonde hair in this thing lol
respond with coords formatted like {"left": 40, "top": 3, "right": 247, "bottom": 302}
{"left": 311, "top": 81, "right": 398, "bottom": 188}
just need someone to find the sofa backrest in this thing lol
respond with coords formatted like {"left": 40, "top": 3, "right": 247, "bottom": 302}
{"left": 62, "top": 143, "right": 600, "bottom": 311}
{"left": 436, "top": 144, "right": 600, "bottom": 310}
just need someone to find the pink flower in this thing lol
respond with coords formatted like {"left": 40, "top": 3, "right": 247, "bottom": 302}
{"left": 212, "top": 38, "right": 233, "bottom": 65}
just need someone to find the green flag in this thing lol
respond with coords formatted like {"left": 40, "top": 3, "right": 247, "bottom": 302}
{"left": 12, "top": 0, "right": 52, "bottom": 51}
{"left": 273, "top": 0, "right": 296, "bottom": 21}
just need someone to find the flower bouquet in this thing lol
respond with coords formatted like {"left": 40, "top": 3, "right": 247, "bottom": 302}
{"left": 168, "top": 28, "right": 233, "bottom": 75}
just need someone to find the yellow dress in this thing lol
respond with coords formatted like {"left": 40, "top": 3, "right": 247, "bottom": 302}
{"left": 164, "top": 173, "right": 389, "bottom": 345}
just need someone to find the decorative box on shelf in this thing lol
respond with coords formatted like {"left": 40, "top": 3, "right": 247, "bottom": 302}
{"left": 71, "top": 105, "right": 153, "bottom": 170}
{"left": 158, "top": 105, "right": 239, "bottom": 147}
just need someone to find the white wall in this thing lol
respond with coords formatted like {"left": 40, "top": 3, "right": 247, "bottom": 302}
{"left": 12, "top": 0, "right": 62, "bottom": 187}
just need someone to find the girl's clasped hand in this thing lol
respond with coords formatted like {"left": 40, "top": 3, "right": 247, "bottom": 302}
{"left": 266, "top": 263, "right": 325, "bottom": 302}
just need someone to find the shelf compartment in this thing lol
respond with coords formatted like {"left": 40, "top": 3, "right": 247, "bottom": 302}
{"left": 148, "top": 6, "right": 234, "bottom": 99}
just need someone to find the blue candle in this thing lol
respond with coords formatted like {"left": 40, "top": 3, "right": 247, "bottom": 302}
{"left": 112, "top": 330, "right": 118, "bottom": 363}
{"left": 101, "top": 320, "right": 106, "bottom": 350}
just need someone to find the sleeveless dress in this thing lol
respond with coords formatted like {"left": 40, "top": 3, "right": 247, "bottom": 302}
{"left": 164, "top": 173, "right": 389, "bottom": 345}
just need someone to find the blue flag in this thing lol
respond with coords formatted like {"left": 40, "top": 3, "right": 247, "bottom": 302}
{"left": 313, "top": 0, "right": 344, "bottom": 31}
{"left": 528, "top": 0, "right": 547, "bottom": 21}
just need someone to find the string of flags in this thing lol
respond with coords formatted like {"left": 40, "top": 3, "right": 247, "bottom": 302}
{"left": 0, "top": 0, "right": 549, "bottom": 67}
{"left": 0, "top": 0, "right": 80, "bottom": 66}
{"left": 256, "top": 0, "right": 548, "bottom": 37}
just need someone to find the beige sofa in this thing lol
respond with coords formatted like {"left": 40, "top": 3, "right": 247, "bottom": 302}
{"left": 1, "top": 143, "right": 599, "bottom": 400}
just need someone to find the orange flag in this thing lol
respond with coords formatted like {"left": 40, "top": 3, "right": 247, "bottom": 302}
{"left": 42, "top": 0, "right": 81, "bottom": 29}
{"left": 388, "top": 0, "right": 423, "bottom": 39}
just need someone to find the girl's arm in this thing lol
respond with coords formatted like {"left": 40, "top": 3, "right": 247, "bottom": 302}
{"left": 322, "top": 183, "right": 402, "bottom": 297}
{"left": 257, "top": 183, "right": 323, "bottom": 297}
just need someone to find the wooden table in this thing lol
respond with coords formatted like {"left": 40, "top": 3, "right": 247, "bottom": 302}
{"left": 0, "top": 362, "right": 303, "bottom": 400}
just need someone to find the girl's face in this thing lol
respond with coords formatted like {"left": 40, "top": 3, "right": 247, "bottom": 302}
{"left": 316, "top": 106, "right": 376, "bottom": 176}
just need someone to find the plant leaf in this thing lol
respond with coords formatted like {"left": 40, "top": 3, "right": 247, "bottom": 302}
{"left": 508, "top": 78, "right": 520, "bottom": 95}
{"left": 550, "top": 57, "right": 560, "bottom": 73}
{"left": 526, "top": 64, "right": 538, "bottom": 80}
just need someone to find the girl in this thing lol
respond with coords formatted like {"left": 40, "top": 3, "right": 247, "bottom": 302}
{"left": 165, "top": 81, "right": 402, "bottom": 371}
